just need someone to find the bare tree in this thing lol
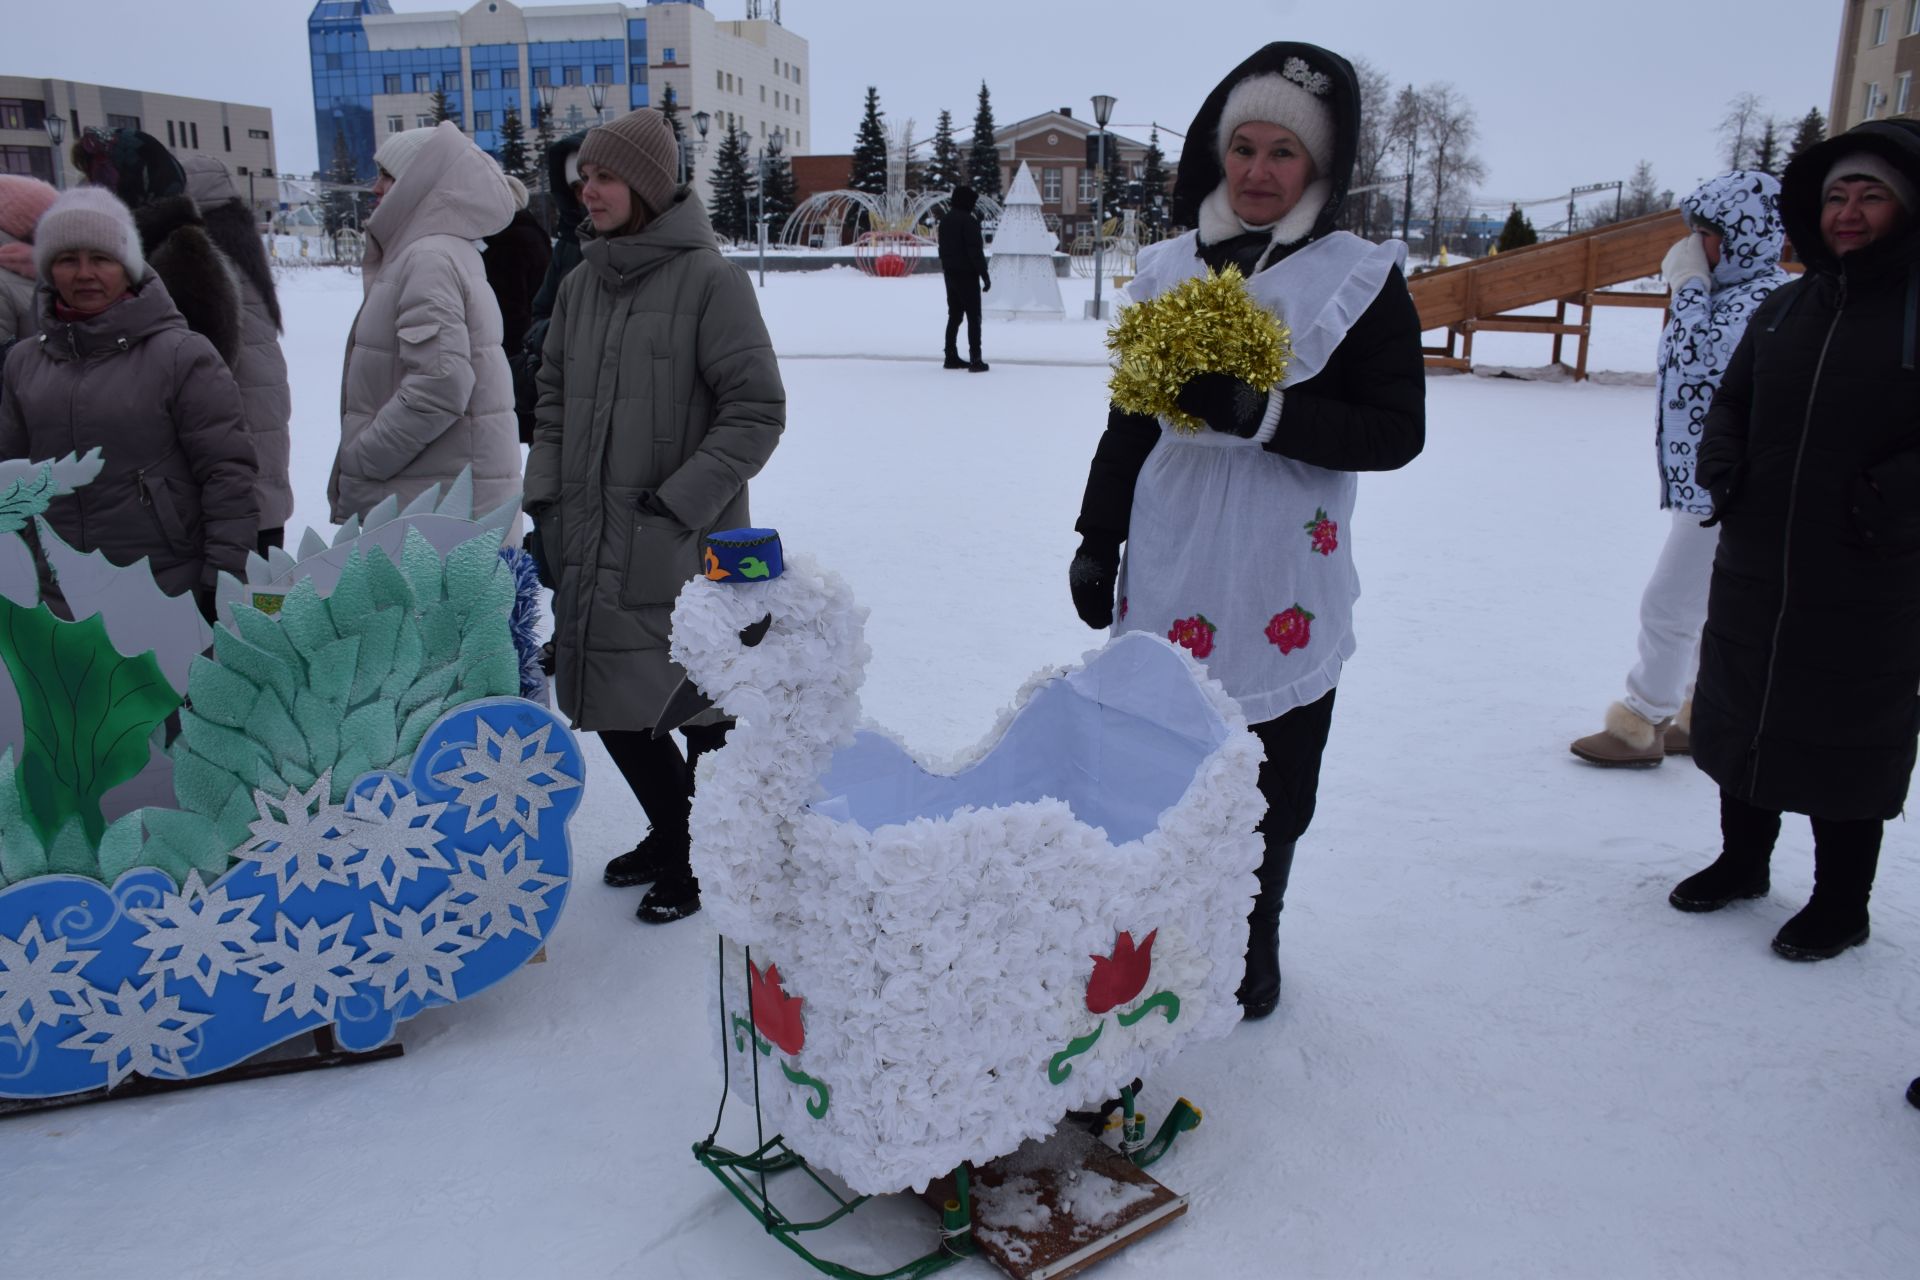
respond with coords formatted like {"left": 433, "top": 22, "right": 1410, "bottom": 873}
{"left": 1385, "top": 83, "right": 1421, "bottom": 240}
{"left": 1340, "top": 56, "right": 1398, "bottom": 239}
{"left": 1718, "top": 92, "right": 1765, "bottom": 170}
{"left": 1418, "top": 82, "right": 1486, "bottom": 252}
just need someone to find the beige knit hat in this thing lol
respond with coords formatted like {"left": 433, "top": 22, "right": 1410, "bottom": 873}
{"left": 578, "top": 108, "right": 680, "bottom": 217}
{"left": 1822, "top": 151, "right": 1918, "bottom": 211}
{"left": 32, "top": 186, "right": 147, "bottom": 281}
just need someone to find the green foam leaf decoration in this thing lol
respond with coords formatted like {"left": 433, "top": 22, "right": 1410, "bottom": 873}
{"left": 211, "top": 625, "right": 299, "bottom": 710}
{"left": 307, "top": 634, "right": 362, "bottom": 704}
{"left": 0, "top": 598, "right": 183, "bottom": 847}
{"left": 364, "top": 545, "right": 415, "bottom": 611}
{"left": 0, "top": 749, "right": 48, "bottom": 886}
{"left": 344, "top": 607, "right": 402, "bottom": 704}
{"left": 95, "top": 811, "right": 152, "bottom": 882}
{"left": 327, "top": 550, "right": 376, "bottom": 629}
{"left": 177, "top": 708, "right": 269, "bottom": 782}
{"left": 46, "top": 817, "right": 95, "bottom": 876}
{"left": 277, "top": 580, "right": 337, "bottom": 659}
{"left": 401, "top": 527, "right": 444, "bottom": 604}
{"left": 230, "top": 602, "right": 303, "bottom": 671}
{"left": 294, "top": 687, "right": 342, "bottom": 768}
{"left": 185, "top": 655, "right": 262, "bottom": 730}
{"left": 0, "top": 463, "right": 57, "bottom": 535}
{"left": 338, "top": 702, "right": 397, "bottom": 771}
{"left": 141, "top": 808, "right": 223, "bottom": 880}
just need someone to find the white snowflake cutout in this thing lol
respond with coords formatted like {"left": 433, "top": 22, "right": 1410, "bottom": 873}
{"left": 239, "top": 771, "right": 355, "bottom": 897}
{"left": 128, "top": 870, "right": 266, "bottom": 997}
{"left": 59, "top": 976, "right": 208, "bottom": 1087}
{"left": 358, "top": 903, "right": 473, "bottom": 1010}
{"left": 442, "top": 835, "right": 564, "bottom": 943}
{"left": 432, "top": 721, "right": 580, "bottom": 838}
{"left": 239, "top": 915, "right": 365, "bottom": 1021}
{"left": 0, "top": 917, "right": 98, "bottom": 1042}
{"left": 339, "top": 778, "right": 453, "bottom": 903}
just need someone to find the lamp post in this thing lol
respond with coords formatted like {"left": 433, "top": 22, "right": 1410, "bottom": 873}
{"left": 537, "top": 81, "right": 556, "bottom": 134}
{"left": 687, "top": 109, "right": 711, "bottom": 189}
{"left": 588, "top": 80, "right": 607, "bottom": 127}
{"left": 756, "top": 126, "right": 784, "bottom": 287}
{"left": 44, "top": 111, "right": 64, "bottom": 190}
{"left": 1086, "top": 93, "right": 1116, "bottom": 321}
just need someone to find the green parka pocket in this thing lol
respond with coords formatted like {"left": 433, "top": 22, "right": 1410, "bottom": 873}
{"left": 621, "top": 509, "right": 700, "bottom": 608}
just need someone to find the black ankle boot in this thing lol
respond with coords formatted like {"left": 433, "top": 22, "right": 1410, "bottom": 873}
{"left": 1771, "top": 817, "right": 1880, "bottom": 960}
{"left": 637, "top": 871, "right": 702, "bottom": 923}
{"left": 603, "top": 831, "right": 687, "bottom": 887}
{"left": 1236, "top": 840, "right": 1295, "bottom": 1021}
{"left": 967, "top": 356, "right": 989, "bottom": 372}
{"left": 1668, "top": 856, "right": 1770, "bottom": 912}
{"left": 1672, "top": 791, "right": 1778, "bottom": 912}
{"left": 943, "top": 352, "right": 967, "bottom": 369}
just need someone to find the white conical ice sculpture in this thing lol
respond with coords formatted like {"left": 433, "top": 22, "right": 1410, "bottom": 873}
{"left": 985, "top": 162, "right": 1065, "bottom": 320}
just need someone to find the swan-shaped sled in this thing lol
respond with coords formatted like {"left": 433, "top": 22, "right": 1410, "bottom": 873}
{"left": 666, "top": 530, "right": 1265, "bottom": 1197}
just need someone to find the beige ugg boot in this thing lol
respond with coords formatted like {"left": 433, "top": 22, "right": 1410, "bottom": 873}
{"left": 1569, "top": 702, "right": 1668, "bottom": 766}
{"left": 1664, "top": 697, "right": 1693, "bottom": 755}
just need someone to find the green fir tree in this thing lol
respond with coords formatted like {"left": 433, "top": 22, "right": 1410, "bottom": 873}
{"left": 430, "top": 84, "right": 457, "bottom": 127}
{"left": 850, "top": 86, "right": 889, "bottom": 196}
{"left": 968, "top": 80, "right": 1002, "bottom": 199}
{"left": 1495, "top": 205, "right": 1537, "bottom": 252}
{"left": 497, "top": 107, "right": 532, "bottom": 186}
{"left": 1788, "top": 108, "right": 1827, "bottom": 163}
{"left": 708, "top": 126, "right": 755, "bottom": 243}
{"left": 760, "top": 147, "right": 797, "bottom": 241}
{"left": 323, "top": 125, "right": 366, "bottom": 234}
{"left": 1140, "top": 127, "right": 1170, "bottom": 234}
{"left": 926, "top": 109, "right": 960, "bottom": 192}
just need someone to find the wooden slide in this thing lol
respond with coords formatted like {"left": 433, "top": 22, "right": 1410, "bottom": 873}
{"left": 1407, "top": 208, "right": 1687, "bottom": 379}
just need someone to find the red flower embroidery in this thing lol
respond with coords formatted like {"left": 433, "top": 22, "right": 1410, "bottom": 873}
{"left": 1265, "top": 605, "right": 1315, "bottom": 654}
{"left": 750, "top": 960, "right": 805, "bottom": 1055}
{"left": 1167, "top": 614, "right": 1216, "bottom": 659}
{"left": 1305, "top": 508, "right": 1338, "bottom": 556}
{"left": 1086, "top": 929, "right": 1158, "bottom": 1014}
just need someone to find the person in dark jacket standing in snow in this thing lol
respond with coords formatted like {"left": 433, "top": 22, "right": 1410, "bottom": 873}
{"left": 1069, "top": 42, "right": 1424, "bottom": 1020}
{"left": 938, "top": 185, "right": 991, "bottom": 370}
{"left": 481, "top": 172, "right": 551, "bottom": 444}
{"left": 1672, "top": 118, "right": 1920, "bottom": 964}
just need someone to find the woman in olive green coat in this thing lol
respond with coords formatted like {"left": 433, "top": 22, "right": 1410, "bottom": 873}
{"left": 526, "top": 108, "right": 784, "bottom": 924}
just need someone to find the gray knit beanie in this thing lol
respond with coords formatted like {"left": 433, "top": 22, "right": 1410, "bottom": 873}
{"left": 577, "top": 108, "right": 680, "bottom": 217}
{"left": 32, "top": 186, "right": 147, "bottom": 281}
{"left": 1822, "top": 151, "right": 1918, "bottom": 211}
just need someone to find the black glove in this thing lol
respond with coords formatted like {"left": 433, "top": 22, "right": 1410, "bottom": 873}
{"left": 636, "top": 489, "right": 676, "bottom": 519}
{"left": 1068, "top": 537, "right": 1120, "bottom": 629}
{"left": 982, "top": 274, "right": 992, "bottom": 293}
{"left": 1173, "top": 372, "right": 1269, "bottom": 439}
{"left": 523, "top": 524, "right": 557, "bottom": 590}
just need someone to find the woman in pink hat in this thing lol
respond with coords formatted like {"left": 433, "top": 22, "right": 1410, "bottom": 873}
{"left": 0, "top": 174, "right": 60, "bottom": 347}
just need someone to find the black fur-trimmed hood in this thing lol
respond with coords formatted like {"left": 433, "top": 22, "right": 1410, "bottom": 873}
{"left": 182, "top": 152, "right": 282, "bottom": 330}
{"left": 1780, "top": 117, "right": 1920, "bottom": 276}
{"left": 132, "top": 194, "right": 242, "bottom": 368}
{"left": 1170, "top": 42, "right": 1361, "bottom": 245}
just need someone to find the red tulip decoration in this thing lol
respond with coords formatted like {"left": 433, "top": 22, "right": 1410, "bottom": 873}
{"left": 750, "top": 959, "right": 806, "bottom": 1056}
{"left": 1086, "top": 930, "right": 1157, "bottom": 1014}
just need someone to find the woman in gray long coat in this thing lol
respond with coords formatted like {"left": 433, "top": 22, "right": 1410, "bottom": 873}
{"left": 527, "top": 108, "right": 784, "bottom": 924}
{"left": 0, "top": 188, "right": 257, "bottom": 609}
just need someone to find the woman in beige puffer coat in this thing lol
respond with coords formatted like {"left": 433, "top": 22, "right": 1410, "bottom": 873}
{"left": 330, "top": 123, "right": 520, "bottom": 525}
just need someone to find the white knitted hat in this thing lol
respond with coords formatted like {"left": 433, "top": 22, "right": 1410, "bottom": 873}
{"left": 1215, "top": 66, "right": 1336, "bottom": 176}
{"left": 1822, "top": 150, "right": 1917, "bottom": 210}
{"left": 32, "top": 186, "right": 146, "bottom": 281}
{"left": 374, "top": 126, "right": 437, "bottom": 181}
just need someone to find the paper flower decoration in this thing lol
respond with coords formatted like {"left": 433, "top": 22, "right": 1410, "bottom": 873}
{"left": 1086, "top": 930, "right": 1157, "bottom": 1014}
{"left": 1106, "top": 266, "right": 1292, "bottom": 435}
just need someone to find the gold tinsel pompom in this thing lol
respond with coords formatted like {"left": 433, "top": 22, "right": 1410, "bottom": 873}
{"left": 1106, "top": 266, "right": 1293, "bottom": 434}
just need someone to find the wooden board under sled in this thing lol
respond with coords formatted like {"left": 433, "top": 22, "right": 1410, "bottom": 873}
{"left": 921, "top": 1124, "right": 1188, "bottom": 1280}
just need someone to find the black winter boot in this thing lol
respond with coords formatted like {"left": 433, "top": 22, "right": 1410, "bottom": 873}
{"left": 1670, "top": 792, "right": 1777, "bottom": 912}
{"left": 1237, "top": 840, "right": 1295, "bottom": 1020}
{"left": 943, "top": 351, "right": 967, "bottom": 369}
{"left": 1772, "top": 818, "right": 1880, "bottom": 961}
{"left": 1907, "top": 1077, "right": 1920, "bottom": 1110}
{"left": 637, "top": 871, "right": 702, "bottom": 923}
{"left": 603, "top": 829, "right": 689, "bottom": 887}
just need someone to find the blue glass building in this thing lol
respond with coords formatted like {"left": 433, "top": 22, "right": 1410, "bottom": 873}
{"left": 308, "top": 1, "right": 790, "bottom": 184}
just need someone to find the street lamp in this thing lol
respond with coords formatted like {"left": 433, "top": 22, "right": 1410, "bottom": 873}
{"left": 536, "top": 81, "right": 556, "bottom": 133}
{"left": 687, "top": 109, "right": 711, "bottom": 188}
{"left": 43, "top": 111, "right": 64, "bottom": 190}
{"left": 756, "top": 126, "right": 785, "bottom": 287}
{"left": 1087, "top": 93, "right": 1116, "bottom": 320}
{"left": 588, "top": 80, "right": 607, "bottom": 127}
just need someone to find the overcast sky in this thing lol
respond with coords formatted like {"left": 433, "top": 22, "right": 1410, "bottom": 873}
{"left": 10, "top": 0, "right": 1831, "bottom": 217}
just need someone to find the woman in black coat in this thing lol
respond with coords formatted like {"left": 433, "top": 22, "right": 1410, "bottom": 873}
{"left": 1673, "top": 118, "right": 1920, "bottom": 961}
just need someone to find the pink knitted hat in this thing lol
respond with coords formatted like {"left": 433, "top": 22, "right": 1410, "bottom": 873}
{"left": 0, "top": 175, "right": 60, "bottom": 241}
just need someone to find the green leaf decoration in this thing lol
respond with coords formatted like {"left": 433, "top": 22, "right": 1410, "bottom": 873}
{"left": 229, "top": 602, "right": 303, "bottom": 672}
{"left": 170, "top": 749, "right": 247, "bottom": 827}
{"left": 293, "top": 688, "right": 342, "bottom": 768}
{"left": 95, "top": 810, "right": 152, "bottom": 882}
{"left": 418, "top": 607, "right": 462, "bottom": 672}
{"left": 338, "top": 702, "right": 397, "bottom": 770}
{"left": 46, "top": 816, "right": 96, "bottom": 876}
{"left": 364, "top": 545, "right": 416, "bottom": 611}
{"left": 177, "top": 708, "right": 270, "bottom": 782}
{"left": 307, "top": 634, "right": 362, "bottom": 704}
{"left": 344, "top": 607, "right": 401, "bottom": 704}
{"left": 184, "top": 655, "right": 262, "bottom": 730}
{"left": 383, "top": 615, "right": 425, "bottom": 700}
{"left": 277, "top": 580, "right": 338, "bottom": 659}
{"left": 399, "top": 665, "right": 458, "bottom": 718}
{"left": 249, "top": 690, "right": 308, "bottom": 771}
{"left": 401, "top": 527, "right": 444, "bottom": 604}
{"left": 141, "top": 808, "right": 221, "bottom": 880}
{"left": 0, "top": 463, "right": 57, "bottom": 535}
{"left": 0, "top": 598, "right": 183, "bottom": 847}
{"left": 0, "top": 749, "right": 48, "bottom": 886}
{"left": 327, "top": 550, "right": 376, "bottom": 630}
{"left": 211, "top": 625, "right": 299, "bottom": 710}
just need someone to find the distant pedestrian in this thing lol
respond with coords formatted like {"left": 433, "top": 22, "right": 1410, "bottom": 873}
{"left": 938, "top": 185, "right": 991, "bottom": 371}
{"left": 481, "top": 167, "right": 550, "bottom": 444}
{"left": 330, "top": 123, "right": 521, "bottom": 526}
{"left": 1672, "top": 119, "right": 1920, "bottom": 963}
{"left": 1569, "top": 171, "right": 1788, "bottom": 766}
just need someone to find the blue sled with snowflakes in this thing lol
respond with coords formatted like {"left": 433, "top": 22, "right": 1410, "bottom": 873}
{"left": 0, "top": 697, "right": 582, "bottom": 1099}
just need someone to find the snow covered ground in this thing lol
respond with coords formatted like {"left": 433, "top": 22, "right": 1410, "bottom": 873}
{"left": 7, "top": 265, "right": 1918, "bottom": 1278}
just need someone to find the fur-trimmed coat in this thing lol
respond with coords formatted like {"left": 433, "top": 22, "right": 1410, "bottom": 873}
{"left": 130, "top": 194, "right": 242, "bottom": 369}
{"left": 182, "top": 155, "right": 294, "bottom": 530}
{"left": 0, "top": 229, "right": 36, "bottom": 345}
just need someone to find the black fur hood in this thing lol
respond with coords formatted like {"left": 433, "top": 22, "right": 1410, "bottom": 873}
{"left": 182, "top": 152, "right": 282, "bottom": 330}
{"left": 131, "top": 194, "right": 243, "bottom": 368}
